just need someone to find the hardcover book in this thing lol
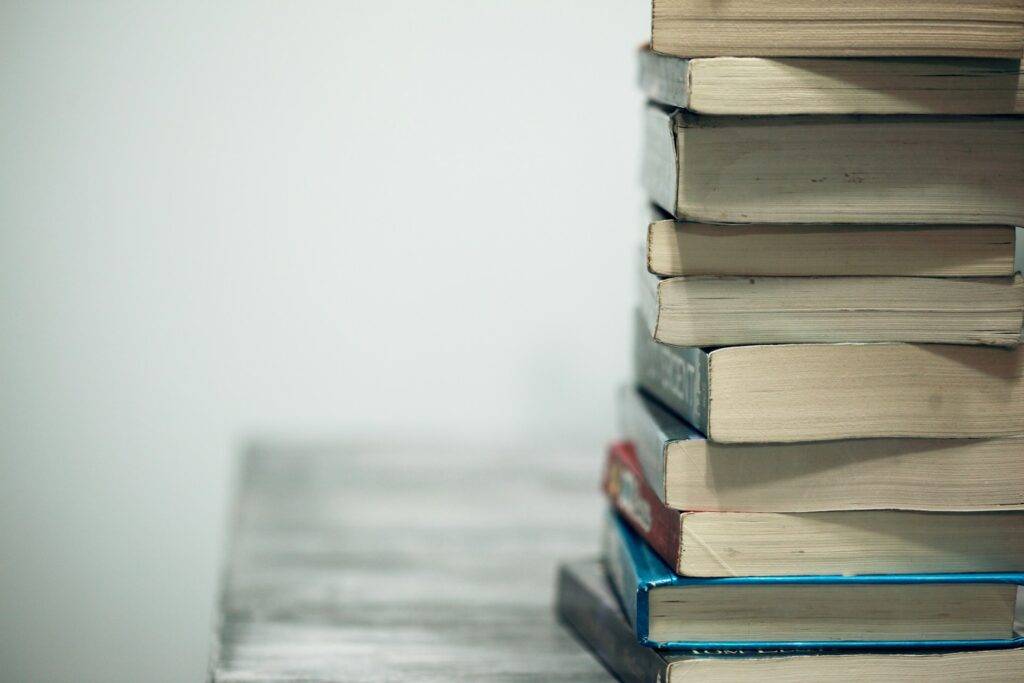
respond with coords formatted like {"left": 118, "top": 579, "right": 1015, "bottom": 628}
{"left": 603, "top": 440, "right": 1024, "bottom": 577}
{"left": 619, "top": 388, "right": 1024, "bottom": 513}
{"left": 633, "top": 311, "right": 1024, "bottom": 443}
{"left": 638, "top": 48, "right": 1024, "bottom": 115}
{"left": 602, "top": 511, "right": 1024, "bottom": 650}
{"left": 651, "top": 0, "right": 1024, "bottom": 59}
{"left": 556, "top": 559, "right": 1024, "bottom": 683}
{"left": 640, "top": 267, "right": 1024, "bottom": 347}
{"left": 642, "top": 105, "right": 1024, "bottom": 225}
{"left": 646, "top": 209, "right": 1019, "bottom": 278}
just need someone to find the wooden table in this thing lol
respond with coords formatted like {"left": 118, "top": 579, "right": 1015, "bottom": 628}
{"left": 208, "top": 442, "right": 615, "bottom": 682}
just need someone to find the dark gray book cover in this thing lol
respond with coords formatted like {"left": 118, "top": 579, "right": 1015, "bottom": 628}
{"left": 632, "top": 309, "right": 709, "bottom": 436}
{"left": 555, "top": 559, "right": 674, "bottom": 683}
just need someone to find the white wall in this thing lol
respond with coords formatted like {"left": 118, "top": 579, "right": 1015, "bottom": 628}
{"left": 0, "top": 3, "right": 646, "bottom": 681}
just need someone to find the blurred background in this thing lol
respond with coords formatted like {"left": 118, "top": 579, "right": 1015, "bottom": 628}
{"left": 0, "top": 2, "right": 647, "bottom": 681}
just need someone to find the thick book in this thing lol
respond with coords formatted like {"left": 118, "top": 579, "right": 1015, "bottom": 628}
{"left": 603, "top": 440, "right": 1024, "bottom": 577}
{"left": 620, "top": 387, "right": 1024, "bottom": 513}
{"left": 602, "top": 511, "right": 1024, "bottom": 650}
{"left": 556, "top": 559, "right": 1024, "bottom": 683}
{"left": 633, "top": 312, "right": 1024, "bottom": 443}
{"left": 646, "top": 210, "right": 1019, "bottom": 278}
{"left": 651, "top": 0, "right": 1024, "bottom": 59}
{"left": 639, "top": 48, "right": 1024, "bottom": 115}
{"left": 640, "top": 268, "right": 1024, "bottom": 347}
{"left": 642, "top": 105, "right": 1024, "bottom": 225}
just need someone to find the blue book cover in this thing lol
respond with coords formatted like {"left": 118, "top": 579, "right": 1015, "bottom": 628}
{"left": 557, "top": 558, "right": 1024, "bottom": 681}
{"left": 603, "top": 510, "right": 1024, "bottom": 651}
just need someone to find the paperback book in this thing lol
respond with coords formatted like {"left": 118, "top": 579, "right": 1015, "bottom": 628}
{"left": 619, "top": 387, "right": 1024, "bottom": 512}
{"left": 650, "top": 0, "right": 1024, "bottom": 58}
{"left": 639, "top": 48, "right": 1024, "bottom": 115}
{"left": 604, "top": 440, "right": 1024, "bottom": 577}
{"left": 557, "top": 559, "right": 1024, "bottom": 682}
{"left": 602, "top": 511, "right": 1024, "bottom": 650}
{"left": 633, "top": 311, "right": 1024, "bottom": 443}
{"left": 641, "top": 267, "right": 1024, "bottom": 347}
{"left": 642, "top": 105, "right": 1024, "bottom": 225}
{"left": 646, "top": 208, "right": 1019, "bottom": 278}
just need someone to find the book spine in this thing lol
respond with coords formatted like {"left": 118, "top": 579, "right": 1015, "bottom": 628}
{"left": 618, "top": 388, "right": 668, "bottom": 503}
{"left": 604, "top": 442, "right": 683, "bottom": 574}
{"left": 555, "top": 563, "right": 669, "bottom": 683}
{"left": 633, "top": 310, "right": 711, "bottom": 435}
{"left": 641, "top": 104, "right": 680, "bottom": 217}
{"left": 1016, "top": 226, "right": 1022, "bottom": 276}
{"left": 638, "top": 48, "right": 689, "bottom": 110}
{"left": 601, "top": 510, "right": 646, "bottom": 642}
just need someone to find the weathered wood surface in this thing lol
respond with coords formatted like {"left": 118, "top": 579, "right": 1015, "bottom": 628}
{"left": 209, "top": 442, "right": 614, "bottom": 682}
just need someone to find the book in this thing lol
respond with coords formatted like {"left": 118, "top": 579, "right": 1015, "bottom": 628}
{"left": 640, "top": 268, "right": 1024, "bottom": 347}
{"left": 646, "top": 210, "right": 1018, "bottom": 278}
{"left": 642, "top": 105, "right": 1024, "bottom": 225}
{"left": 620, "top": 388, "right": 1024, "bottom": 513}
{"left": 602, "top": 510, "right": 1024, "bottom": 650}
{"left": 639, "top": 48, "right": 1024, "bottom": 115}
{"left": 633, "top": 312, "right": 1024, "bottom": 443}
{"left": 650, "top": 0, "right": 1024, "bottom": 59}
{"left": 603, "top": 440, "right": 1024, "bottom": 577}
{"left": 556, "top": 558, "right": 1024, "bottom": 683}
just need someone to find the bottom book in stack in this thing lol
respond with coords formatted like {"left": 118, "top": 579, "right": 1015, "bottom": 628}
{"left": 556, "top": 557, "right": 1024, "bottom": 682}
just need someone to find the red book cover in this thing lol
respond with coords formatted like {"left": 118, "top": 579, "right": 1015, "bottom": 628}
{"left": 602, "top": 441, "right": 682, "bottom": 574}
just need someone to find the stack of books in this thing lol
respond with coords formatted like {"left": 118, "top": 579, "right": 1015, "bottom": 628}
{"left": 556, "top": 1, "right": 1024, "bottom": 680}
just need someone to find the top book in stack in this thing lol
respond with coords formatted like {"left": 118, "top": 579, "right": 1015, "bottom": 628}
{"left": 651, "top": 0, "right": 1024, "bottom": 58}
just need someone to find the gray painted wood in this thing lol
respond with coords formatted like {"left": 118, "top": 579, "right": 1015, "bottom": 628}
{"left": 209, "top": 442, "right": 615, "bottom": 682}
